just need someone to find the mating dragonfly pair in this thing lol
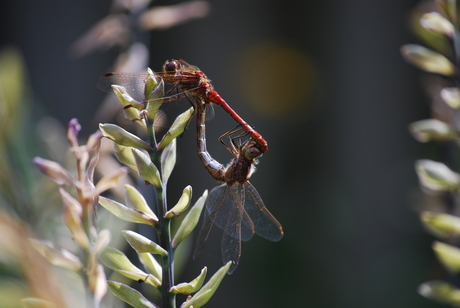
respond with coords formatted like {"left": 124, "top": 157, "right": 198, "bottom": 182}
{"left": 97, "top": 59, "right": 284, "bottom": 274}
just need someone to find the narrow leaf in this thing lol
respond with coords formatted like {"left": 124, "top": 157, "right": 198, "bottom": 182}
{"left": 409, "top": 119, "right": 459, "bottom": 142}
{"left": 125, "top": 184, "right": 158, "bottom": 220}
{"left": 418, "top": 280, "right": 460, "bottom": 306}
{"left": 180, "top": 262, "right": 231, "bottom": 308}
{"left": 401, "top": 44, "right": 455, "bottom": 76}
{"left": 100, "top": 123, "right": 152, "bottom": 151}
{"left": 100, "top": 247, "right": 160, "bottom": 287}
{"left": 132, "top": 148, "right": 162, "bottom": 187}
{"left": 114, "top": 144, "right": 138, "bottom": 171}
{"left": 416, "top": 159, "right": 460, "bottom": 191}
{"left": 433, "top": 241, "right": 460, "bottom": 273}
{"left": 161, "top": 138, "right": 176, "bottom": 185}
{"left": 171, "top": 267, "right": 207, "bottom": 294}
{"left": 157, "top": 107, "right": 194, "bottom": 150}
{"left": 138, "top": 253, "right": 162, "bottom": 282}
{"left": 420, "top": 12, "right": 454, "bottom": 37}
{"left": 108, "top": 281, "right": 159, "bottom": 308}
{"left": 99, "top": 196, "right": 158, "bottom": 226}
{"left": 165, "top": 185, "right": 192, "bottom": 219}
{"left": 441, "top": 87, "right": 460, "bottom": 109}
{"left": 172, "top": 190, "right": 207, "bottom": 248}
{"left": 122, "top": 230, "right": 167, "bottom": 256}
{"left": 421, "top": 211, "right": 460, "bottom": 239}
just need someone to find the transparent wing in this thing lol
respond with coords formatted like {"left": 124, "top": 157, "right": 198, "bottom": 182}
{"left": 244, "top": 182, "right": 284, "bottom": 242}
{"left": 221, "top": 184, "right": 244, "bottom": 274}
{"left": 193, "top": 184, "right": 227, "bottom": 260}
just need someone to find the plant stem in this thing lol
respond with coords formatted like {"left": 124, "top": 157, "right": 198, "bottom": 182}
{"left": 146, "top": 116, "right": 176, "bottom": 308}
{"left": 156, "top": 183, "right": 175, "bottom": 308}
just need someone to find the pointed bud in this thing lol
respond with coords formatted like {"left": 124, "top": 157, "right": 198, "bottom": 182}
{"left": 420, "top": 12, "right": 454, "bottom": 38}
{"left": 440, "top": 87, "right": 460, "bottom": 109}
{"left": 107, "top": 281, "right": 159, "bottom": 308}
{"left": 67, "top": 118, "right": 81, "bottom": 147}
{"left": 157, "top": 107, "right": 194, "bottom": 150}
{"left": 33, "top": 157, "right": 74, "bottom": 186}
{"left": 433, "top": 241, "right": 460, "bottom": 273}
{"left": 124, "top": 184, "right": 157, "bottom": 220}
{"left": 99, "top": 123, "right": 152, "bottom": 151}
{"left": 132, "top": 148, "right": 161, "bottom": 187}
{"left": 401, "top": 44, "right": 455, "bottom": 76}
{"left": 99, "top": 196, "right": 158, "bottom": 226}
{"left": 114, "top": 144, "right": 138, "bottom": 171}
{"left": 171, "top": 267, "right": 207, "bottom": 294}
{"left": 180, "top": 262, "right": 231, "bottom": 308}
{"left": 100, "top": 247, "right": 160, "bottom": 287}
{"left": 418, "top": 280, "right": 460, "bottom": 305}
{"left": 138, "top": 253, "right": 162, "bottom": 282}
{"left": 421, "top": 211, "right": 460, "bottom": 239}
{"left": 122, "top": 230, "right": 168, "bottom": 256}
{"left": 415, "top": 159, "right": 460, "bottom": 191}
{"left": 409, "top": 119, "right": 459, "bottom": 142}
{"left": 165, "top": 185, "right": 192, "bottom": 219}
{"left": 161, "top": 138, "right": 176, "bottom": 185}
{"left": 172, "top": 190, "right": 207, "bottom": 248}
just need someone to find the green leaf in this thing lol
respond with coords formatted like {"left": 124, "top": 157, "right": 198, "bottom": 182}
{"left": 125, "top": 184, "right": 158, "bottom": 220}
{"left": 112, "top": 85, "right": 146, "bottom": 111}
{"left": 100, "top": 123, "right": 152, "bottom": 151}
{"left": 418, "top": 280, "right": 460, "bottom": 306}
{"left": 144, "top": 68, "right": 164, "bottom": 122}
{"left": 111, "top": 85, "right": 147, "bottom": 129}
{"left": 29, "top": 239, "right": 82, "bottom": 271}
{"left": 161, "top": 138, "right": 176, "bottom": 185}
{"left": 171, "top": 267, "right": 207, "bottom": 294}
{"left": 441, "top": 87, "right": 460, "bottom": 109}
{"left": 99, "top": 196, "right": 158, "bottom": 226}
{"left": 180, "top": 262, "right": 232, "bottom": 308}
{"left": 132, "top": 148, "right": 162, "bottom": 188}
{"left": 433, "top": 241, "right": 460, "bottom": 273}
{"left": 138, "top": 252, "right": 162, "bottom": 282}
{"left": 165, "top": 185, "right": 192, "bottom": 219}
{"left": 108, "top": 281, "right": 159, "bottom": 308}
{"left": 172, "top": 190, "right": 207, "bottom": 248}
{"left": 415, "top": 159, "right": 460, "bottom": 191}
{"left": 421, "top": 211, "right": 460, "bottom": 239}
{"left": 401, "top": 44, "right": 455, "bottom": 76}
{"left": 101, "top": 247, "right": 160, "bottom": 287}
{"left": 122, "top": 230, "right": 168, "bottom": 256}
{"left": 157, "top": 107, "right": 194, "bottom": 150}
{"left": 409, "top": 119, "right": 459, "bottom": 142}
{"left": 114, "top": 144, "right": 138, "bottom": 171}
{"left": 420, "top": 12, "right": 454, "bottom": 38}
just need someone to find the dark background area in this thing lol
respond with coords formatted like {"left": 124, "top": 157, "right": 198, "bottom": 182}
{"left": 0, "top": 0, "right": 440, "bottom": 307}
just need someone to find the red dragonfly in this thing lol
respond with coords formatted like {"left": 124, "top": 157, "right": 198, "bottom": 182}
{"left": 97, "top": 59, "right": 268, "bottom": 153}
{"left": 193, "top": 102, "right": 283, "bottom": 274}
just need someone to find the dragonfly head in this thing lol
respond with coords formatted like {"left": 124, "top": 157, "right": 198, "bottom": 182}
{"left": 163, "top": 59, "right": 182, "bottom": 81}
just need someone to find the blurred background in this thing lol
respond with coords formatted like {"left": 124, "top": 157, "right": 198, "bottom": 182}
{"left": 0, "top": 0, "right": 441, "bottom": 307}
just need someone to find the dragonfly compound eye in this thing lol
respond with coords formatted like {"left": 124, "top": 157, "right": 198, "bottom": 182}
{"left": 244, "top": 146, "right": 262, "bottom": 160}
{"left": 163, "top": 60, "right": 180, "bottom": 73}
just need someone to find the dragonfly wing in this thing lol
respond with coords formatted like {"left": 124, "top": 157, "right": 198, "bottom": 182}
{"left": 221, "top": 184, "right": 244, "bottom": 274}
{"left": 244, "top": 182, "right": 284, "bottom": 242}
{"left": 193, "top": 184, "right": 226, "bottom": 260}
